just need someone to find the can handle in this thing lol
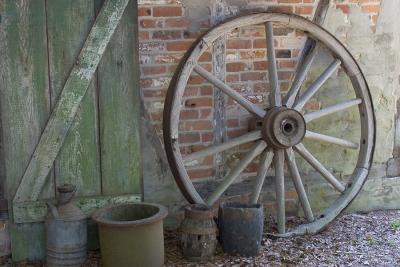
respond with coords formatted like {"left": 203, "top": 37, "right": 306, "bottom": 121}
{"left": 46, "top": 202, "right": 59, "bottom": 219}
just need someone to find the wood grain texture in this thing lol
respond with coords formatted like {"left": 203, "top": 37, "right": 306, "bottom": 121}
{"left": 13, "top": 0, "right": 130, "bottom": 203}
{"left": 13, "top": 194, "right": 141, "bottom": 223}
{"left": 211, "top": 0, "right": 227, "bottom": 181}
{"left": 98, "top": 0, "right": 142, "bottom": 195}
{"left": 46, "top": 0, "right": 101, "bottom": 196}
{"left": 0, "top": 0, "right": 52, "bottom": 200}
{"left": 0, "top": 0, "right": 51, "bottom": 261}
{"left": 9, "top": 222, "right": 46, "bottom": 262}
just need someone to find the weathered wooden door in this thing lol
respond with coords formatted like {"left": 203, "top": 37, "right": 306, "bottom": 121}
{"left": 0, "top": 0, "right": 141, "bottom": 261}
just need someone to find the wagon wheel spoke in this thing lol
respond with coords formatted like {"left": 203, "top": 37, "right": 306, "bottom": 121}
{"left": 184, "top": 131, "right": 262, "bottom": 163}
{"left": 304, "top": 98, "right": 362, "bottom": 122}
{"left": 294, "top": 143, "right": 345, "bottom": 192}
{"left": 284, "top": 148, "right": 314, "bottom": 222}
{"left": 250, "top": 149, "right": 274, "bottom": 204}
{"left": 274, "top": 149, "right": 285, "bottom": 234}
{"left": 193, "top": 65, "right": 266, "bottom": 118}
{"left": 305, "top": 130, "right": 359, "bottom": 149}
{"left": 284, "top": 42, "right": 321, "bottom": 108}
{"left": 206, "top": 140, "right": 267, "bottom": 206}
{"left": 265, "top": 22, "right": 281, "bottom": 107}
{"left": 294, "top": 59, "right": 341, "bottom": 111}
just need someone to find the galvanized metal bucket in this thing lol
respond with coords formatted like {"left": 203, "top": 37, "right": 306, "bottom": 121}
{"left": 218, "top": 202, "right": 264, "bottom": 256}
{"left": 92, "top": 202, "right": 168, "bottom": 267}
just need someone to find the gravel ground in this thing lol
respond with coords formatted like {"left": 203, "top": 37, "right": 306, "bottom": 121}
{"left": 2, "top": 210, "right": 400, "bottom": 266}
{"left": 165, "top": 210, "right": 400, "bottom": 266}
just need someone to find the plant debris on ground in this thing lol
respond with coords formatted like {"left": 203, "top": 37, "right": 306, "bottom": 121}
{"left": 2, "top": 210, "right": 400, "bottom": 266}
{"left": 164, "top": 210, "right": 400, "bottom": 266}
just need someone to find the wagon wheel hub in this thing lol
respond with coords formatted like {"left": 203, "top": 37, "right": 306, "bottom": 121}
{"left": 262, "top": 107, "right": 306, "bottom": 149}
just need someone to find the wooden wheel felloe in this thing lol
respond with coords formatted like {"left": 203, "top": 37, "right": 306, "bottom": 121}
{"left": 163, "top": 13, "right": 375, "bottom": 236}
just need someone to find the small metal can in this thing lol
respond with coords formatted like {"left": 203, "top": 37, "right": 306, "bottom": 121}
{"left": 46, "top": 184, "right": 87, "bottom": 267}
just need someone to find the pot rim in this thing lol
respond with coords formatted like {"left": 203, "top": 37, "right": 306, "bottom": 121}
{"left": 219, "top": 201, "right": 262, "bottom": 210}
{"left": 92, "top": 202, "right": 168, "bottom": 227}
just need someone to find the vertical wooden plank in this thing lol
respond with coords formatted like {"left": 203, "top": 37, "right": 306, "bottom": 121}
{"left": 211, "top": 0, "right": 227, "bottom": 180}
{"left": 98, "top": 0, "right": 142, "bottom": 195}
{"left": 46, "top": 0, "right": 101, "bottom": 196}
{"left": 0, "top": 0, "right": 50, "bottom": 261}
{"left": 0, "top": 0, "right": 52, "bottom": 200}
{"left": 9, "top": 223, "right": 46, "bottom": 262}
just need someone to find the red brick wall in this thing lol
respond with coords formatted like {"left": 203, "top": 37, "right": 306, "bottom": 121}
{"left": 138, "top": 0, "right": 381, "bottom": 187}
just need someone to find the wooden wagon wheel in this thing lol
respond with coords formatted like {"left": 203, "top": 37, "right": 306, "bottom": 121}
{"left": 163, "top": 13, "right": 375, "bottom": 236}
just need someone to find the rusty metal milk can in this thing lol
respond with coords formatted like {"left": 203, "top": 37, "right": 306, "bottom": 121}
{"left": 46, "top": 184, "right": 87, "bottom": 267}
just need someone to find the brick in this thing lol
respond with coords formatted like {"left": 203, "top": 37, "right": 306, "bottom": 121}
{"left": 179, "top": 133, "right": 200, "bottom": 143}
{"left": 142, "top": 66, "right": 167, "bottom": 76}
{"left": 139, "top": 42, "right": 165, "bottom": 52}
{"left": 152, "top": 30, "right": 182, "bottom": 40}
{"left": 165, "top": 18, "right": 191, "bottom": 28}
{"left": 153, "top": 6, "right": 182, "bottom": 17}
{"left": 187, "top": 168, "right": 214, "bottom": 179}
{"left": 183, "top": 120, "right": 213, "bottom": 131}
{"left": 138, "top": 7, "right": 152, "bottom": 16}
{"left": 295, "top": 5, "right": 314, "bottom": 15}
{"left": 200, "top": 109, "right": 212, "bottom": 119}
{"left": 166, "top": 41, "right": 193, "bottom": 51}
{"left": 239, "top": 50, "right": 266, "bottom": 60}
{"left": 226, "top": 39, "right": 252, "bottom": 50}
{"left": 276, "top": 49, "right": 291, "bottom": 58}
{"left": 139, "top": 31, "right": 150, "bottom": 40}
{"left": 254, "top": 82, "right": 271, "bottom": 93}
{"left": 336, "top": 4, "right": 350, "bottom": 14}
{"left": 140, "top": 19, "right": 163, "bottom": 28}
{"left": 185, "top": 98, "right": 212, "bottom": 108}
{"left": 183, "top": 30, "right": 203, "bottom": 39}
{"left": 267, "top": 5, "right": 293, "bottom": 13}
{"left": 183, "top": 87, "right": 199, "bottom": 97}
{"left": 273, "top": 28, "right": 294, "bottom": 36}
{"left": 227, "top": 129, "right": 248, "bottom": 138}
{"left": 253, "top": 39, "right": 266, "bottom": 49}
{"left": 180, "top": 110, "right": 199, "bottom": 120}
{"left": 139, "top": 54, "right": 151, "bottom": 64}
{"left": 187, "top": 75, "right": 206, "bottom": 85}
{"left": 154, "top": 53, "right": 183, "bottom": 64}
{"left": 142, "top": 89, "right": 166, "bottom": 98}
{"left": 304, "top": 100, "right": 321, "bottom": 110}
{"left": 278, "top": 0, "right": 301, "bottom": 3}
{"left": 201, "top": 132, "right": 213, "bottom": 142}
{"left": 226, "top": 62, "right": 248, "bottom": 72}
{"left": 226, "top": 74, "right": 240, "bottom": 83}
{"left": 241, "top": 72, "right": 265, "bottom": 81}
{"left": 150, "top": 112, "right": 162, "bottom": 121}
{"left": 244, "top": 162, "right": 258, "bottom": 173}
{"left": 227, "top": 118, "right": 239, "bottom": 128}
{"left": 240, "top": 27, "right": 265, "bottom": 38}
{"left": 140, "top": 78, "right": 153, "bottom": 88}
{"left": 200, "top": 86, "right": 213, "bottom": 96}
{"left": 278, "top": 71, "right": 292, "bottom": 81}
{"left": 253, "top": 61, "right": 267, "bottom": 71}
{"left": 199, "top": 52, "right": 212, "bottom": 62}
{"left": 361, "top": 4, "right": 380, "bottom": 13}
{"left": 279, "top": 60, "right": 296, "bottom": 69}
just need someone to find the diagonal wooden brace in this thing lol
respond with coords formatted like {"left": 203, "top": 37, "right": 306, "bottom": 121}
{"left": 13, "top": 0, "right": 130, "bottom": 203}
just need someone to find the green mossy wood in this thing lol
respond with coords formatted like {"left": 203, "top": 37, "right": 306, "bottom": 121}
{"left": 0, "top": 0, "right": 141, "bottom": 261}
